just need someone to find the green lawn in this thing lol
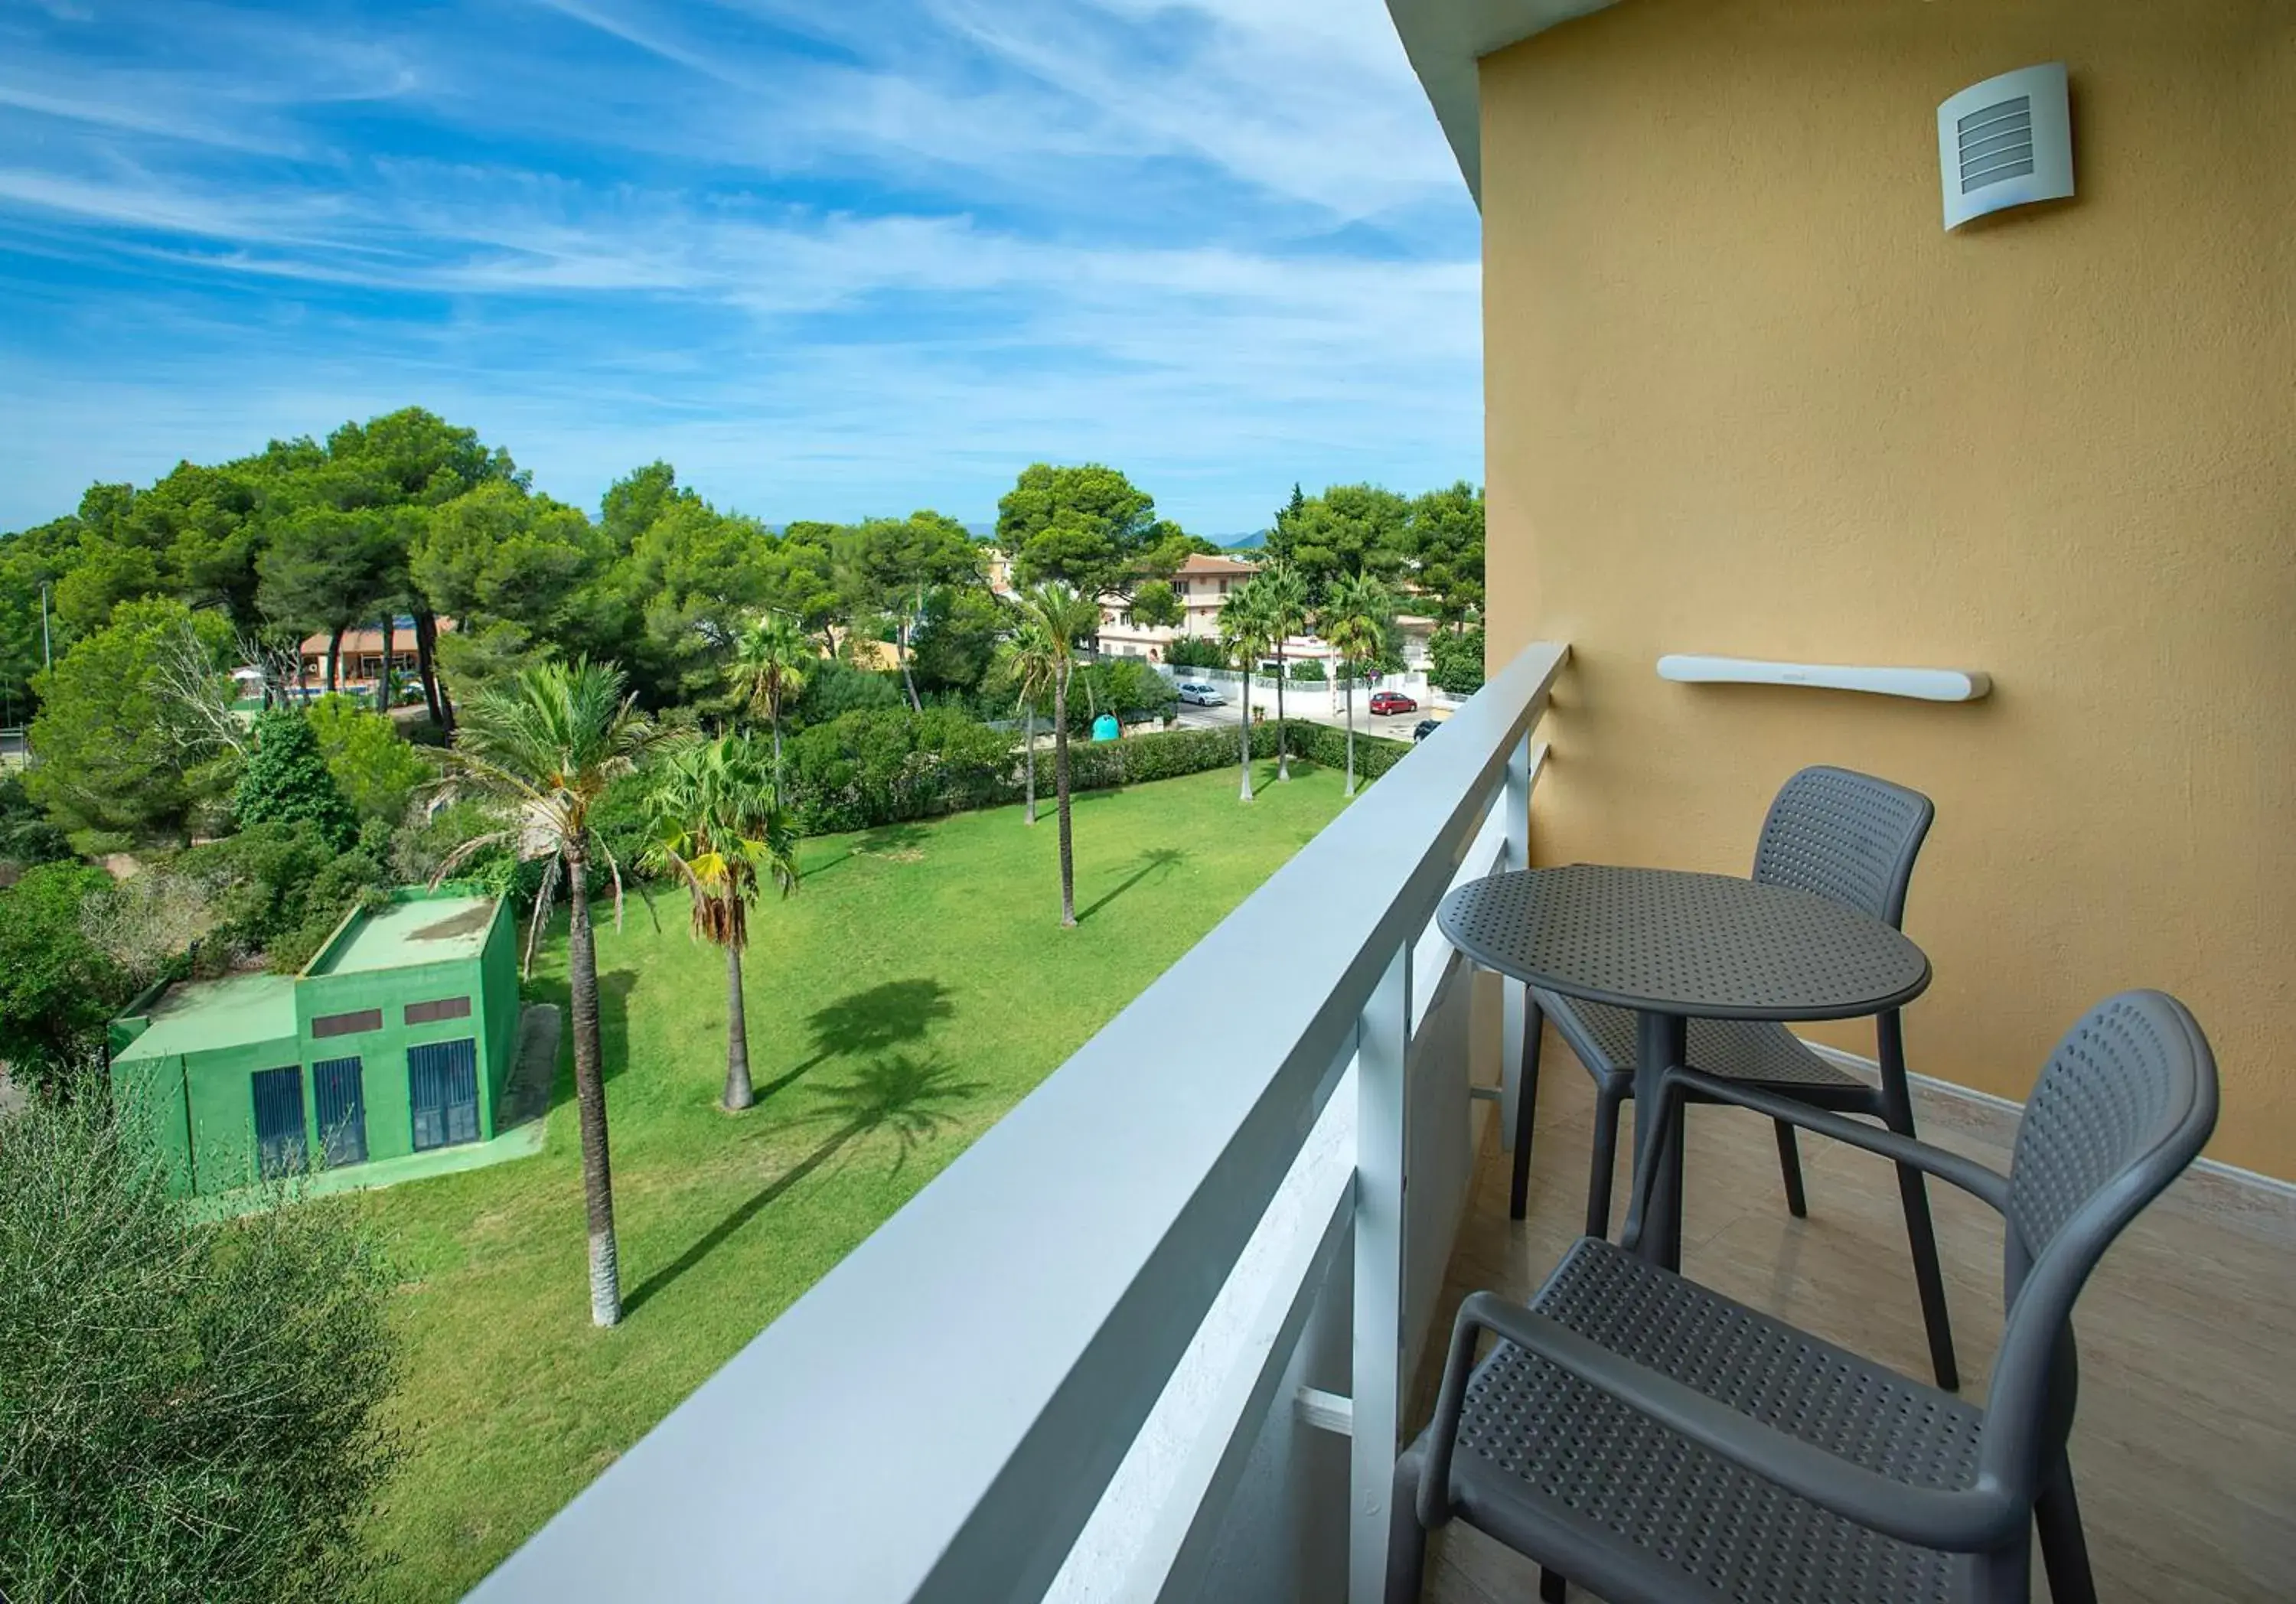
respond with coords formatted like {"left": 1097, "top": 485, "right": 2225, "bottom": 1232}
{"left": 360, "top": 758, "right": 1353, "bottom": 1601}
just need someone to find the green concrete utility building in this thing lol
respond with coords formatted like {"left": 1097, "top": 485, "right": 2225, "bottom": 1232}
{"left": 109, "top": 891, "right": 520, "bottom": 1196}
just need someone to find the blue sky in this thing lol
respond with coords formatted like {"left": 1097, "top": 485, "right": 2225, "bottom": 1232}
{"left": 0, "top": 0, "right": 1482, "bottom": 536}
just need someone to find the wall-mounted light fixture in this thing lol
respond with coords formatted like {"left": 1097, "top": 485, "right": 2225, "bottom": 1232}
{"left": 1938, "top": 63, "right": 2073, "bottom": 230}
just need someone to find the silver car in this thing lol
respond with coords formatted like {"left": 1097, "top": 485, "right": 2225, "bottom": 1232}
{"left": 1175, "top": 680, "right": 1225, "bottom": 706}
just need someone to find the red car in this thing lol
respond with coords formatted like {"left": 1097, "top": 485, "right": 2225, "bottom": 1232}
{"left": 1368, "top": 690, "right": 1418, "bottom": 716}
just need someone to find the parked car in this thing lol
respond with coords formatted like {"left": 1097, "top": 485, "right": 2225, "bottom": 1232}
{"left": 1176, "top": 680, "right": 1225, "bottom": 706}
{"left": 1413, "top": 719, "right": 1441, "bottom": 742}
{"left": 1368, "top": 690, "right": 1419, "bottom": 716}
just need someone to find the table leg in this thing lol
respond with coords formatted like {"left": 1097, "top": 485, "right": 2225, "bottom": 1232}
{"left": 1633, "top": 1009, "right": 1688, "bottom": 1272}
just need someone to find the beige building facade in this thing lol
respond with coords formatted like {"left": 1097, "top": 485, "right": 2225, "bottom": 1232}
{"left": 1394, "top": 0, "right": 2294, "bottom": 1176}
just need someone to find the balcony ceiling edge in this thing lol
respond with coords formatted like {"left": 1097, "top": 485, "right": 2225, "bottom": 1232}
{"left": 1384, "top": 0, "right": 1619, "bottom": 200}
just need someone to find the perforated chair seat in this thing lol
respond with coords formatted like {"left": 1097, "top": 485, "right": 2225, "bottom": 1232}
{"left": 1541, "top": 993, "right": 1868, "bottom": 1094}
{"left": 1447, "top": 1237, "right": 1983, "bottom": 1604}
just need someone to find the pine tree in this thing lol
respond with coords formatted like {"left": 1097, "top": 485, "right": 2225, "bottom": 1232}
{"left": 232, "top": 710, "right": 357, "bottom": 849}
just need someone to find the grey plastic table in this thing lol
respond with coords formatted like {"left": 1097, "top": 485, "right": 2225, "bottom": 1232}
{"left": 1437, "top": 864, "right": 1930, "bottom": 1271}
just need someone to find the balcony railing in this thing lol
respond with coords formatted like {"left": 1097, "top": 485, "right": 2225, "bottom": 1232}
{"left": 469, "top": 640, "right": 1571, "bottom": 1603}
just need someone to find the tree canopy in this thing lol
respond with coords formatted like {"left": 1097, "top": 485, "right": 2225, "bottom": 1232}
{"left": 997, "top": 463, "right": 1190, "bottom": 600}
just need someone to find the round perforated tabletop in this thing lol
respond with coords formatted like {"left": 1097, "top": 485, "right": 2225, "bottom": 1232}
{"left": 1437, "top": 865, "right": 1929, "bottom": 1022}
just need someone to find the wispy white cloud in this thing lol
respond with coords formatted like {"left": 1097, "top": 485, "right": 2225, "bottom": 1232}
{"left": 0, "top": 0, "right": 1479, "bottom": 533}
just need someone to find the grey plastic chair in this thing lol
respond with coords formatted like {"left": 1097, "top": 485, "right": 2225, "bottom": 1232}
{"left": 1510, "top": 765, "right": 1963, "bottom": 1389}
{"left": 1391, "top": 989, "right": 2217, "bottom": 1604}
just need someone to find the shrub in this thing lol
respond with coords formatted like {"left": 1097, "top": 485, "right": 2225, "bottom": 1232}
{"left": 0, "top": 776, "right": 72, "bottom": 878}
{"left": 784, "top": 706, "right": 1014, "bottom": 835}
{"left": 171, "top": 822, "right": 394, "bottom": 972}
{"left": 1067, "top": 659, "right": 1178, "bottom": 732}
{"left": 1429, "top": 627, "right": 1486, "bottom": 696}
{"left": 775, "top": 707, "right": 1414, "bottom": 838}
{"left": 1289, "top": 658, "right": 1328, "bottom": 683}
{"left": 390, "top": 799, "right": 543, "bottom": 904}
{"left": 0, "top": 862, "right": 127, "bottom": 1095}
{"left": 1163, "top": 636, "right": 1227, "bottom": 670}
{"left": 585, "top": 771, "right": 660, "bottom": 885}
{"left": 305, "top": 693, "right": 432, "bottom": 823}
{"left": 233, "top": 711, "right": 357, "bottom": 849}
{"left": 792, "top": 657, "right": 903, "bottom": 727}
{"left": 1021, "top": 719, "right": 1411, "bottom": 803}
{"left": 0, "top": 1095, "right": 403, "bottom": 1604}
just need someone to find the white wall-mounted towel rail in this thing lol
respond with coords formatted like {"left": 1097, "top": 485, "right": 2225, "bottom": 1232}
{"left": 1657, "top": 655, "right": 1991, "bottom": 703}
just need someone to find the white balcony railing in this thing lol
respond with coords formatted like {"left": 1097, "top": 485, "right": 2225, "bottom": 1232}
{"left": 469, "top": 641, "right": 1570, "bottom": 1604}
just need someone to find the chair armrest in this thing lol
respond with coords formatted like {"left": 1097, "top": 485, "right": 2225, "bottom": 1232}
{"left": 1419, "top": 1291, "right": 2024, "bottom": 1553}
{"left": 1639, "top": 1066, "right": 2013, "bottom": 1215}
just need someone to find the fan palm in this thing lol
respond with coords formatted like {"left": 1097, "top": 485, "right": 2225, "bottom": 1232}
{"left": 993, "top": 609, "right": 1059, "bottom": 827}
{"left": 1011, "top": 583, "right": 1101, "bottom": 925}
{"left": 1256, "top": 561, "right": 1309, "bottom": 781}
{"left": 1321, "top": 573, "right": 1394, "bottom": 799}
{"left": 641, "top": 736, "right": 799, "bottom": 1113}
{"left": 729, "top": 611, "right": 812, "bottom": 778}
{"left": 1218, "top": 579, "right": 1276, "bottom": 802}
{"left": 430, "top": 657, "right": 660, "bottom": 1328}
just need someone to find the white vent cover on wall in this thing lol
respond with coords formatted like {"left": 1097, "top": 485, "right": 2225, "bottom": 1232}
{"left": 1938, "top": 63, "right": 2073, "bottom": 230}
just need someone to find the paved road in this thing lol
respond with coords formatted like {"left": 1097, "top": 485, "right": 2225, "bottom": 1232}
{"left": 1171, "top": 696, "right": 1429, "bottom": 744}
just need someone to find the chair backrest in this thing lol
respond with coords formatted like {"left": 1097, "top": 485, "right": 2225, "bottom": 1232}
{"left": 1749, "top": 766, "right": 1934, "bottom": 928}
{"left": 1981, "top": 989, "right": 2217, "bottom": 1485}
{"left": 2003, "top": 989, "right": 2218, "bottom": 1285}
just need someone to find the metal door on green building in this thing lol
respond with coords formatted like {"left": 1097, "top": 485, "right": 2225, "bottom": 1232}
{"left": 252, "top": 1064, "right": 307, "bottom": 1179}
{"left": 408, "top": 1038, "right": 480, "bottom": 1151}
{"left": 314, "top": 1056, "right": 368, "bottom": 1166}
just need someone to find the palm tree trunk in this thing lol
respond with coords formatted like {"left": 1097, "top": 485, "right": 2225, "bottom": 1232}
{"left": 771, "top": 709, "right": 784, "bottom": 785}
{"left": 566, "top": 848, "right": 621, "bottom": 1327}
{"left": 1023, "top": 707, "right": 1037, "bottom": 824}
{"left": 1055, "top": 668, "right": 1075, "bottom": 927}
{"left": 1275, "top": 641, "right": 1289, "bottom": 781}
{"left": 899, "top": 621, "right": 921, "bottom": 712}
{"left": 1238, "top": 665, "right": 1254, "bottom": 801}
{"left": 722, "top": 941, "right": 755, "bottom": 1112}
{"left": 1345, "top": 681, "right": 1358, "bottom": 798}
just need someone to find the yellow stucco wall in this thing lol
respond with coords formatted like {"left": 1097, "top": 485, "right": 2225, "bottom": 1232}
{"left": 1479, "top": 0, "right": 2295, "bottom": 1175}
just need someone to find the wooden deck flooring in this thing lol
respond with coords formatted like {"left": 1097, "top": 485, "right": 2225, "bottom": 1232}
{"left": 1411, "top": 1029, "right": 2296, "bottom": 1603}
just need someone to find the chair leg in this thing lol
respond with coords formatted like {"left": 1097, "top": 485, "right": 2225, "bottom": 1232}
{"left": 2035, "top": 1452, "right": 2098, "bottom": 1604}
{"left": 1773, "top": 1119, "right": 1808, "bottom": 1218}
{"left": 1892, "top": 1156, "right": 1959, "bottom": 1392}
{"left": 1384, "top": 1444, "right": 1430, "bottom": 1604}
{"left": 1586, "top": 1084, "right": 1623, "bottom": 1240}
{"left": 1539, "top": 1567, "right": 1567, "bottom": 1602}
{"left": 1510, "top": 996, "right": 1545, "bottom": 1221}
{"left": 1876, "top": 1013, "right": 1959, "bottom": 1393}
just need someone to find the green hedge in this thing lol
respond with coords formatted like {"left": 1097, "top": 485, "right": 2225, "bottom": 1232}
{"left": 1022, "top": 719, "right": 1408, "bottom": 813}
{"left": 778, "top": 709, "right": 1409, "bottom": 836}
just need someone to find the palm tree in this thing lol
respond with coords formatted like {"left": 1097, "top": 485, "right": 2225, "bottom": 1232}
{"left": 1012, "top": 583, "right": 1101, "bottom": 925}
{"left": 432, "top": 658, "right": 660, "bottom": 1328}
{"left": 1257, "top": 561, "right": 1309, "bottom": 781}
{"left": 641, "top": 736, "right": 799, "bottom": 1113}
{"left": 993, "top": 611, "right": 1058, "bottom": 826}
{"left": 729, "top": 611, "right": 811, "bottom": 779}
{"left": 1218, "top": 580, "right": 1276, "bottom": 802}
{"left": 1321, "top": 573, "right": 1394, "bottom": 799}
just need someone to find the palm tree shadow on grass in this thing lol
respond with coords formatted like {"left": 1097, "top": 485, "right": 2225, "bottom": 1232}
{"left": 623, "top": 1052, "right": 981, "bottom": 1315}
{"left": 1076, "top": 846, "right": 1188, "bottom": 924}
{"left": 748, "top": 977, "right": 957, "bottom": 1108}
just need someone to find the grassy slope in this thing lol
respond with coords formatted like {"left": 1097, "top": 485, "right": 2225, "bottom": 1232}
{"left": 363, "top": 758, "right": 1352, "bottom": 1601}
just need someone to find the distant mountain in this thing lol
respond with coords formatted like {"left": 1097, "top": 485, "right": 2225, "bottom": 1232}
{"left": 1221, "top": 530, "right": 1270, "bottom": 550}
